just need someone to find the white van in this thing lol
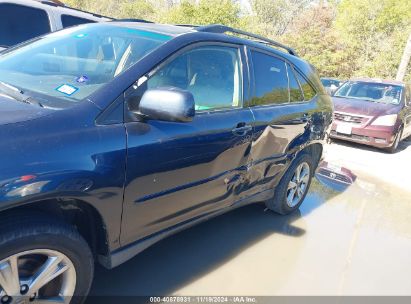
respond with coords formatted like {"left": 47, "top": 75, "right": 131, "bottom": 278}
{"left": 0, "top": 0, "right": 110, "bottom": 51}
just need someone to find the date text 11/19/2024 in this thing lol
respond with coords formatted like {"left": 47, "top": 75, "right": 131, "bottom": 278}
{"left": 149, "top": 296, "right": 258, "bottom": 303}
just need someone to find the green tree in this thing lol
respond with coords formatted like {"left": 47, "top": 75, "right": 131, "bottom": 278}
{"left": 282, "top": 5, "right": 353, "bottom": 78}
{"left": 335, "top": 0, "right": 411, "bottom": 79}
{"left": 250, "top": 0, "right": 312, "bottom": 37}
{"left": 63, "top": 0, "right": 411, "bottom": 81}
{"left": 65, "top": 0, "right": 161, "bottom": 20}
{"left": 160, "top": 0, "right": 241, "bottom": 27}
{"left": 118, "top": 0, "right": 156, "bottom": 20}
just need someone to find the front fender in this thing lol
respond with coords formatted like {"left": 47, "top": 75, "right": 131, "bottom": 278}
{"left": 0, "top": 103, "right": 127, "bottom": 250}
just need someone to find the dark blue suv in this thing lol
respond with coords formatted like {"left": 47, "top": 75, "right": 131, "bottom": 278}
{"left": 0, "top": 22, "right": 332, "bottom": 302}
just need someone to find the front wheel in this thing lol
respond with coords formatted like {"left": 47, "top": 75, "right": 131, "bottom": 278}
{"left": 386, "top": 128, "right": 402, "bottom": 153}
{"left": 265, "top": 153, "right": 314, "bottom": 215}
{"left": 0, "top": 212, "right": 94, "bottom": 304}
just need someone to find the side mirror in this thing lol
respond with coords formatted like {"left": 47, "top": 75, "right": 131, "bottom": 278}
{"left": 130, "top": 87, "right": 195, "bottom": 123}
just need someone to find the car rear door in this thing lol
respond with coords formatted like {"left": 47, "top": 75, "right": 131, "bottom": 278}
{"left": 242, "top": 49, "right": 318, "bottom": 198}
{"left": 120, "top": 43, "right": 254, "bottom": 245}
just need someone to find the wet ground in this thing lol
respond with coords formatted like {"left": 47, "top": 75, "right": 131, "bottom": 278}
{"left": 88, "top": 138, "right": 411, "bottom": 298}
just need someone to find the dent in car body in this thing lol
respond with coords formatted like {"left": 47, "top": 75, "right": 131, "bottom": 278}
{"left": 0, "top": 27, "right": 333, "bottom": 266}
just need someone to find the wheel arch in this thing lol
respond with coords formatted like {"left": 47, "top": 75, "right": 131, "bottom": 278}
{"left": 0, "top": 198, "right": 110, "bottom": 263}
{"left": 297, "top": 142, "right": 323, "bottom": 171}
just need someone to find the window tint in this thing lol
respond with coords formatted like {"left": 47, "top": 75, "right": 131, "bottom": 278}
{"left": 62, "top": 15, "right": 95, "bottom": 28}
{"left": 0, "top": 4, "right": 50, "bottom": 47}
{"left": 296, "top": 71, "right": 316, "bottom": 101}
{"left": 251, "top": 51, "right": 289, "bottom": 105}
{"left": 287, "top": 64, "right": 304, "bottom": 102}
{"left": 145, "top": 46, "right": 242, "bottom": 111}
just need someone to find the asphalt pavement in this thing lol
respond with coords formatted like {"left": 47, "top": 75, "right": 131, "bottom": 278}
{"left": 87, "top": 137, "right": 411, "bottom": 298}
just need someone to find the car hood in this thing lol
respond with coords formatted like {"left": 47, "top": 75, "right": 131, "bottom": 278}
{"left": 332, "top": 96, "right": 400, "bottom": 116}
{"left": 0, "top": 93, "right": 53, "bottom": 125}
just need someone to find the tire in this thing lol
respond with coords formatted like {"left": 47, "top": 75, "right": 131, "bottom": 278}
{"left": 265, "top": 153, "right": 314, "bottom": 215}
{"left": 0, "top": 211, "right": 94, "bottom": 304}
{"left": 386, "top": 127, "right": 403, "bottom": 154}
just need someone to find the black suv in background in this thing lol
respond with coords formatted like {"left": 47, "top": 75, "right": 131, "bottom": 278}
{"left": 0, "top": 21, "right": 332, "bottom": 302}
{"left": 0, "top": 0, "right": 109, "bottom": 51}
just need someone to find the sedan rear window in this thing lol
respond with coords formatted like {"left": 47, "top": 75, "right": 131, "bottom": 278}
{"left": 0, "top": 24, "right": 171, "bottom": 104}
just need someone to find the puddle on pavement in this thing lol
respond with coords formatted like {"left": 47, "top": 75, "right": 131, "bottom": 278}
{"left": 88, "top": 168, "right": 411, "bottom": 298}
{"left": 309, "top": 169, "right": 411, "bottom": 239}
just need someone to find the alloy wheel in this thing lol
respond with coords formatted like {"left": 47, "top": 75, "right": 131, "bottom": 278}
{"left": 0, "top": 249, "right": 76, "bottom": 304}
{"left": 286, "top": 162, "right": 310, "bottom": 208}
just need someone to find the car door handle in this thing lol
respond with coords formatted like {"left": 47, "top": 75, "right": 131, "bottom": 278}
{"left": 232, "top": 123, "right": 252, "bottom": 136}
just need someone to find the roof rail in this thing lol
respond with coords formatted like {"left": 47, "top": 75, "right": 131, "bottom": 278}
{"left": 114, "top": 18, "right": 154, "bottom": 24}
{"left": 196, "top": 24, "right": 298, "bottom": 56}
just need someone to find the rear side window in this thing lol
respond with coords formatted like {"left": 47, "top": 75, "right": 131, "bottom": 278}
{"left": 0, "top": 4, "right": 50, "bottom": 47}
{"left": 62, "top": 15, "right": 95, "bottom": 28}
{"left": 296, "top": 71, "right": 316, "bottom": 101}
{"left": 251, "top": 51, "right": 289, "bottom": 105}
{"left": 287, "top": 63, "right": 304, "bottom": 102}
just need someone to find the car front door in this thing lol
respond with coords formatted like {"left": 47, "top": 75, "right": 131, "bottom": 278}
{"left": 120, "top": 43, "right": 254, "bottom": 245}
{"left": 242, "top": 49, "right": 319, "bottom": 198}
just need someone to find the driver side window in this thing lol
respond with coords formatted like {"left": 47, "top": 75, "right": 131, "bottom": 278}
{"left": 143, "top": 45, "right": 242, "bottom": 111}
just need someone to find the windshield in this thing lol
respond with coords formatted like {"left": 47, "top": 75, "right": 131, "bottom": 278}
{"left": 334, "top": 81, "right": 402, "bottom": 105}
{"left": 0, "top": 24, "right": 171, "bottom": 104}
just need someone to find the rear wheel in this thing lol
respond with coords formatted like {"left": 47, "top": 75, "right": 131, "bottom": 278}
{"left": 0, "top": 212, "right": 94, "bottom": 304}
{"left": 265, "top": 153, "right": 314, "bottom": 215}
